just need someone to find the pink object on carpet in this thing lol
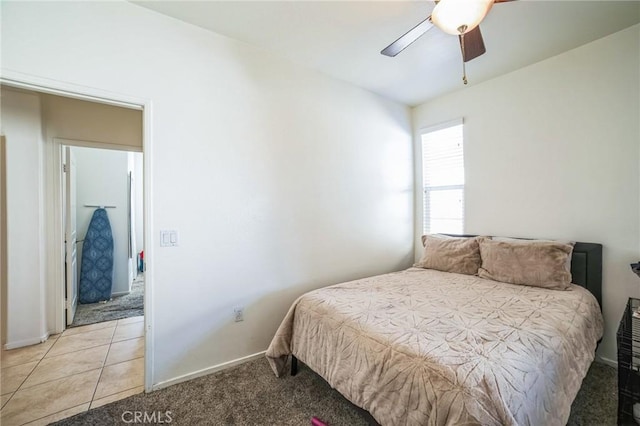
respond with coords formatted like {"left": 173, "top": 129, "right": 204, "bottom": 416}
{"left": 311, "top": 416, "right": 327, "bottom": 426}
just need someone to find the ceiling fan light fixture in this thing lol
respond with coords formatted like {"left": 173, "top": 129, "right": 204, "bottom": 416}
{"left": 431, "top": 0, "right": 494, "bottom": 35}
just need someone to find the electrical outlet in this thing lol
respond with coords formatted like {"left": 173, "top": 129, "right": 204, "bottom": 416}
{"left": 234, "top": 306, "right": 244, "bottom": 322}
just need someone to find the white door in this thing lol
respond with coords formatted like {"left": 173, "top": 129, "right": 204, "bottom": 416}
{"left": 65, "top": 147, "right": 78, "bottom": 325}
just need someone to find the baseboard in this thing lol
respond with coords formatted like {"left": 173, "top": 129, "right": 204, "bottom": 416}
{"left": 597, "top": 355, "right": 617, "bottom": 368}
{"left": 151, "top": 350, "right": 267, "bottom": 391}
{"left": 111, "top": 290, "right": 131, "bottom": 297}
{"left": 4, "top": 332, "right": 50, "bottom": 350}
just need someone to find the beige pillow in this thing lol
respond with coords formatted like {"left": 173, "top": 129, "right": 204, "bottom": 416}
{"left": 477, "top": 237, "right": 574, "bottom": 290}
{"left": 491, "top": 237, "right": 575, "bottom": 272}
{"left": 415, "top": 234, "right": 481, "bottom": 275}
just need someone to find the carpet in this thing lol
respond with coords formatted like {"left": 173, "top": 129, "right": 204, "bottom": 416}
{"left": 68, "top": 274, "right": 144, "bottom": 328}
{"left": 54, "top": 357, "right": 616, "bottom": 426}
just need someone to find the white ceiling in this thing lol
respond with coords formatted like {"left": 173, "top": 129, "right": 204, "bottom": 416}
{"left": 132, "top": 1, "right": 640, "bottom": 106}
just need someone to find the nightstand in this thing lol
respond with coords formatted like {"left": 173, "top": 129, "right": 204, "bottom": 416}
{"left": 618, "top": 297, "right": 640, "bottom": 424}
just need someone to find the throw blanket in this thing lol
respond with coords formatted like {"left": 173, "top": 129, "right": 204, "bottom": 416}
{"left": 266, "top": 268, "right": 603, "bottom": 426}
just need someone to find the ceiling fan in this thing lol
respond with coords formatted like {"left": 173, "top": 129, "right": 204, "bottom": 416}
{"left": 381, "top": 0, "right": 514, "bottom": 84}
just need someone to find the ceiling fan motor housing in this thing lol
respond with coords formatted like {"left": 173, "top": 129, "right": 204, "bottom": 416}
{"left": 431, "top": 0, "right": 494, "bottom": 35}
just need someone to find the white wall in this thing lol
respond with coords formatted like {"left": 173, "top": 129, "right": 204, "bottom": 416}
{"left": 1, "top": 1, "right": 413, "bottom": 386}
{"left": 413, "top": 24, "right": 640, "bottom": 363}
{"left": 73, "top": 146, "right": 130, "bottom": 295}
{"left": 0, "top": 88, "right": 47, "bottom": 348}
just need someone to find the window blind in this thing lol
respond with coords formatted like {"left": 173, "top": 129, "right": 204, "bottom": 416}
{"left": 421, "top": 120, "right": 465, "bottom": 234}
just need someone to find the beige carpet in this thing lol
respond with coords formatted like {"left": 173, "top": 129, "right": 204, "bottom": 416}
{"left": 53, "top": 357, "right": 616, "bottom": 425}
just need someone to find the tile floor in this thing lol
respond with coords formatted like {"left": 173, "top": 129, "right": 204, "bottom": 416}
{"left": 0, "top": 316, "right": 145, "bottom": 426}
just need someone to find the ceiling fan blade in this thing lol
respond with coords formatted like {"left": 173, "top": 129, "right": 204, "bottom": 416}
{"left": 381, "top": 16, "right": 434, "bottom": 57}
{"left": 493, "top": 0, "right": 516, "bottom": 3}
{"left": 459, "top": 26, "right": 486, "bottom": 62}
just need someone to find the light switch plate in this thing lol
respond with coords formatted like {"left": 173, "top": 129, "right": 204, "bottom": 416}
{"left": 160, "top": 230, "right": 179, "bottom": 247}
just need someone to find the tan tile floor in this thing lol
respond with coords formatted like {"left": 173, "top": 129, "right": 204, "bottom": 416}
{"left": 0, "top": 316, "right": 145, "bottom": 426}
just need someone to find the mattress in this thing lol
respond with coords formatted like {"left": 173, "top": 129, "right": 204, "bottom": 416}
{"left": 266, "top": 268, "right": 603, "bottom": 426}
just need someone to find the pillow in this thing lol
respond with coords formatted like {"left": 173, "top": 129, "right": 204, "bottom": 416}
{"left": 415, "top": 234, "right": 482, "bottom": 275}
{"left": 491, "top": 236, "right": 575, "bottom": 246}
{"left": 477, "top": 237, "right": 574, "bottom": 290}
{"left": 491, "top": 236, "right": 575, "bottom": 272}
{"left": 420, "top": 233, "right": 470, "bottom": 246}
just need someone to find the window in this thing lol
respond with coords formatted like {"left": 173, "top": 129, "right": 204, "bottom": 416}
{"left": 421, "top": 120, "right": 464, "bottom": 234}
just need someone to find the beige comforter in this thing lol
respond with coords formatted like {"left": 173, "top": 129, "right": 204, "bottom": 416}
{"left": 266, "top": 268, "right": 603, "bottom": 426}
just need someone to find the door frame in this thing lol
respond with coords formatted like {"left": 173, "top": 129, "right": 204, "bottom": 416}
{"left": 56, "top": 139, "right": 142, "bottom": 322}
{"left": 63, "top": 146, "right": 78, "bottom": 326}
{"left": 1, "top": 70, "right": 155, "bottom": 392}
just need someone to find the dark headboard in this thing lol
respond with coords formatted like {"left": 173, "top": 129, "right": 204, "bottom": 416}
{"left": 441, "top": 235, "right": 603, "bottom": 309}
{"left": 570, "top": 242, "right": 603, "bottom": 309}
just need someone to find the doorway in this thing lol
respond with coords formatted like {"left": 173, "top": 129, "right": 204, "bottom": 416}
{"left": 0, "top": 79, "right": 154, "bottom": 424}
{"left": 63, "top": 145, "right": 144, "bottom": 328}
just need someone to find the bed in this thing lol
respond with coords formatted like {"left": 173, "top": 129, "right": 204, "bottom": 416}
{"left": 266, "top": 237, "right": 604, "bottom": 426}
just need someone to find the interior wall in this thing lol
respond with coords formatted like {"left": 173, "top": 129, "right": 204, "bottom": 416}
{"left": 73, "top": 146, "right": 131, "bottom": 296}
{"left": 1, "top": 1, "right": 413, "bottom": 385}
{"left": 0, "top": 87, "right": 47, "bottom": 348}
{"left": 412, "top": 24, "right": 640, "bottom": 363}
{"left": 42, "top": 94, "right": 142, "bottom": 150}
